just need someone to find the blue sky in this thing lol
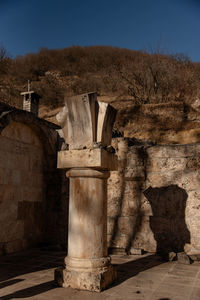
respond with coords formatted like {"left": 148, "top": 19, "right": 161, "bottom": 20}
{"left": 0, "top": 0, "right": 200, "bottom": 61}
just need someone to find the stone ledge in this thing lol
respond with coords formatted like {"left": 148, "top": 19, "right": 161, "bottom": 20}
{"left": 57, "top": 148, "right": 117, "bottom": 170}
{"left": 54, "top": 265, "right": 117, "bottom": 292}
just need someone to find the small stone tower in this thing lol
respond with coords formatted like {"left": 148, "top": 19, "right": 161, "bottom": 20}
{"left": 20, "top": 81, "right": 40, "bottom": 116}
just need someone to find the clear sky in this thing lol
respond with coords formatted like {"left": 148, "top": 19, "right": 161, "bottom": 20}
{"left": 0, "top": 0, "right": 200, "bottom": 61}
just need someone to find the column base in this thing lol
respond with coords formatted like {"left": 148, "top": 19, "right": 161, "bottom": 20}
{"left": 55, "top": 264, "right": 117, "bottom": 292}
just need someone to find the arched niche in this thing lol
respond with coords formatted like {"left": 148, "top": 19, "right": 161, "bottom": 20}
{"left": 0, "top": 110, "right": 60, "bottom": 255}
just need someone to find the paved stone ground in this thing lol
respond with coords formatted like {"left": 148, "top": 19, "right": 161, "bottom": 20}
{"left": 0, "top": 249, "right": 200, "bottom": 300}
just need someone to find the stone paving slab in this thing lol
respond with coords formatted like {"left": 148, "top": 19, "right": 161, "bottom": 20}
{"left": 0, "top": 250, "right": 200, "bottom": 300}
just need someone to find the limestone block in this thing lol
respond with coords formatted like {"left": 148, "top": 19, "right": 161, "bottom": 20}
{"left": 147, "top": 157, "right": 187, "bottom": 173}
{"left": 117, "top": 216, "right": 137, "bottom": 235}
{"left": 114, "top": 138, "right": 128, "bottom": 170}
{"left": 121, "top": 193, "right": 140, "bottom": 216}
{"left": 186, "top": 202, "right": 200, "bottom": 217}
{"left": 107, "top": 217, "right": 116, "bottom": 235}
{"left": 187, "top": 191, "right": 200, "bottom": 204}
{"left": 126, "top": 180, "right": 145, "bottom": 193}
{"left": 131, "top": 226, "right": 157, "bottom": 253}
{"left": 184, "top": 243, "right": 200, "bottom": 260}
{"left": 107, "top": 198, "right": 121, "bottom": 217}
{"left": 97, "top": 101, "right": 117, "bottom": 147}
{"left": 119, "top": 181, "right": 144, "bottom": 216}
{"left": 186, "top": 156, "right": 200, "bottom": 171}
{"left": 111, "top": 234, "right": 130, "bottom": 249}
{"left": 146, "top": 172, "right": 175, "bottom": 187}
{"left": 127, "top": 146, "right": 144, "bottom": 157}
{"left": 126, "top": 150, "right": 144, "bottom": 169}
{"left": 57, "top": 93, "right": 116, "bottom": 149}
{"left": 107, "top": 171, "right": 124, "bottom": 199}
{"left": 147, "top": 170, "right": 200, "bottom": 191}
{"left": 124, "top": 166, "right": 145, "bottom": 180}
{"left": 187, "top": 216, "right": 200, "bottom": 228}
{"left": 58, "top": 148, "right": 117, "bottom": 170}
{"left": 177, "top": 171, "right": 200, "bottom": 192}
{"left": 55, "top": 264, "right": 117, "bottom": 292}
{"left": 126, "top": 158, "right": 144, "bottom": 169}
{"left": 147, "top": 145, "right": 199, "bottom": 158}
{"left": 107, "top": 234, "right": 113, "bottom": 247}
{"left": 0, "top": 120, "right": 47, "bottom": 255}
{"left": 177, "top": 252, "right": 192, "bottom": 265}
{"left": 129, "top": 248, "right": 143, "bottom": 255}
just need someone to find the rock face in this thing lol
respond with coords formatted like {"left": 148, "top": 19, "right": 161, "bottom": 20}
{"left": 55, "top": 92, "right": 117, "bottom": 292}
{"left": 107, "top": 139, "right": 200, "bottom": 255}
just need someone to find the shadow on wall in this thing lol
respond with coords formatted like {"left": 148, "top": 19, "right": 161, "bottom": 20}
{"left": 108, "top": 138, "right": 148, "bottom": 254}
{"left": 144, "top": 185, "right": 190, "bottom": 255}
{"left": 108, "top": 138, "right": 192, "bottom": 255}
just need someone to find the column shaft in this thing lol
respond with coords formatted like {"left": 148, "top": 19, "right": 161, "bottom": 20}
{"left": 68, "top": 173, "right": 107, "bottom": 259}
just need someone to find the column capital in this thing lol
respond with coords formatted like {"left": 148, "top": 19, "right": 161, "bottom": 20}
{"left": 58, "top": 148, "right": 117, "bottom": 171}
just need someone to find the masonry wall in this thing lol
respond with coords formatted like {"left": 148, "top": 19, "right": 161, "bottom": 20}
{"left": 107, "top": 138, "right": 200, "bottom": 255}
{"left": 0, "top": 122, "right": 46, "bottom": 254}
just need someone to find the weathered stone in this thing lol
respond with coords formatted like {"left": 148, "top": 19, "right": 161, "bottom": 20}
{"left": 107, "top": 217, "right": 116, "bottom": 235}
{"left": 129, "top": 248, "right": 143, "bottom": 255}
{"left": 168, "top": 251, "right": 177, "bottom": 261}
{"left": 124, "top": 167, "right": 145, "bottom": 180}
{"left": 177, "top": 252, "right": 192, "bottom": 265}
{"left": 56, "top": 92, "right": 116, "bottom": 150}
{"left": 184, "top": 243, "right": 200, "bottom": 261}
{"left": 121, "top": 193, "right": 140, "bottom": 216}
{"left": 55, "top": 93, "right": 117, "bottom": 292}
{"left": 0, "top": 105, "right": 60, "bottom": 255}
{"left": 147, "top": 157, "right": 187, "bottom": 173}
{"left": 55, "top": 264, "right": 117, "bottom": 292}
{"left": 117, "top": 216, "right": 137, "bottom": 235}
{"left": 147, "top": 144, "right": 200, "bottom": 158}
{"left": 110, "top": 234, "right": 130, "bottom": 249}
{"left": 58, "top": 148, "right": 117, "bottom": 170}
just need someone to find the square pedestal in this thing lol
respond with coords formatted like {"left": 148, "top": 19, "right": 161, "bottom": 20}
{"left": 55, "top": 265, "right": 117, "bottom": 292}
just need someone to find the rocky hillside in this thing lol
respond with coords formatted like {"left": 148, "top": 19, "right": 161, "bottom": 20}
{"left": 1, "top": 45, "right": 200, "bottom": 144}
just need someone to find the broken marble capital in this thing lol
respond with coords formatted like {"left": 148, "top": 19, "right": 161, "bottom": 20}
{"left": 55, "top": 92, "right": 117, "bottom": 292}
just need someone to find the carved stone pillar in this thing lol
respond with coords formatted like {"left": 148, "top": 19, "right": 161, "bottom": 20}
{"left": 54, "top": 92, "right": 117, "bottom": 292}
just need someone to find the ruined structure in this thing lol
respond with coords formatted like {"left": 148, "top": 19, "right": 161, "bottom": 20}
{"left": 108, "top": 138, "right": 200, "bottom": 257}
{"left": 55, "top": 92, "right": 117, "bottom": 292}
{"left": 0, "top": 92, "right": 66, "bottom": 255}
{"left": 2, "top": 88, "right": 200, "bottom": 295}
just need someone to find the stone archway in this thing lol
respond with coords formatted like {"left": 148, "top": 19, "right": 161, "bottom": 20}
{"left": 0, "top": 109, "right": 61, "bottom": 255}
{"left": 0, "top": 121, "right": 45, "bottom": 254}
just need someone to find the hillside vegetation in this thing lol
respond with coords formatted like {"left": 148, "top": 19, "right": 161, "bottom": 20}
{"left": 1, "top": 45, "right": 200, "bottom": 143}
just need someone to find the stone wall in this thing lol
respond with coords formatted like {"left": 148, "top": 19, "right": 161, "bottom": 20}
{"left": 108, "top": 138, "right": 200, "bottom": 255}
{"left": 0, "top": 117, "right": 68, "bottom": 255}
{"left": 0, "top": 122, "right": 45, "bottom": 254}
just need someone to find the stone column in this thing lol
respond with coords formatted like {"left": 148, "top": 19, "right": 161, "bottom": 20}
{"left": 55, "top": 92, "right": 117, "bottom": 292}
